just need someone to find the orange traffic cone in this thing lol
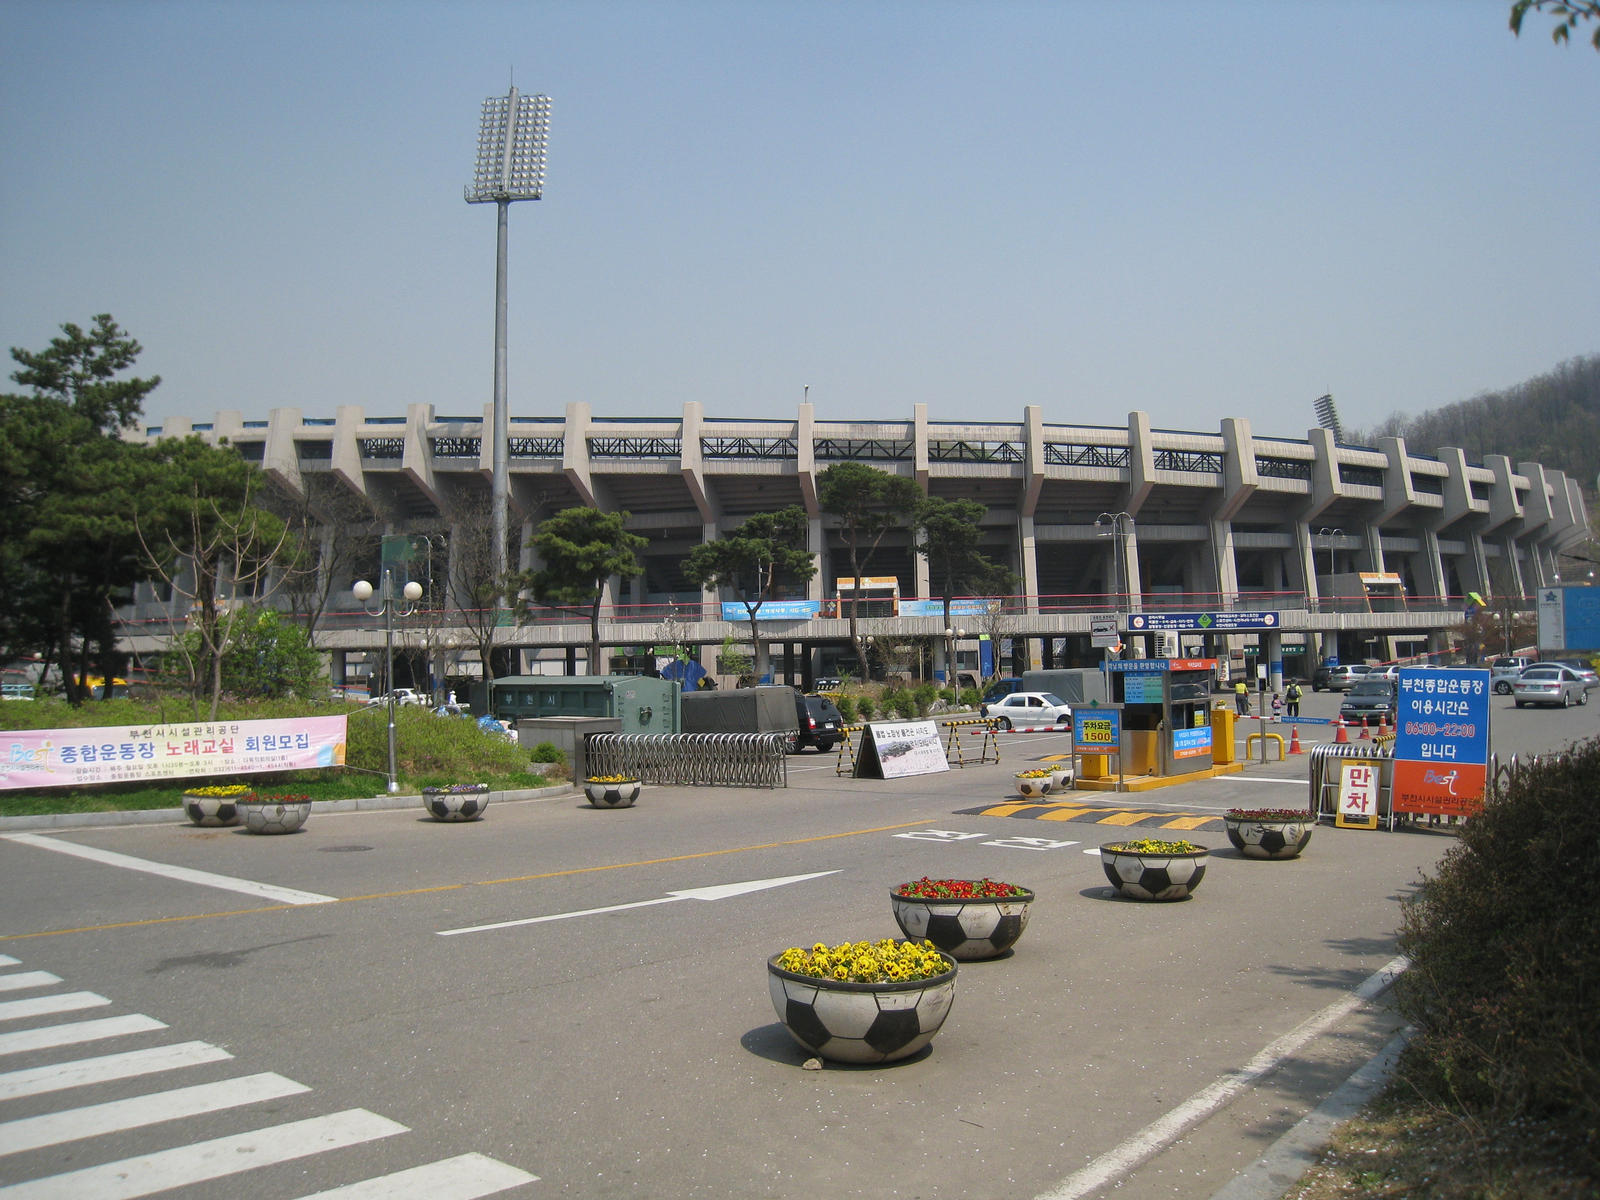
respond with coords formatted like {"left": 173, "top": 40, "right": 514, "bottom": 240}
{"left": 1358, "top": 716, "right": 1370, "bottom": 741}
{"left": 1288, "top": 726, "right": 1303, "bottom": 754}
{"left": 1334, "top": 716, "right": 1348, "bottom": 744}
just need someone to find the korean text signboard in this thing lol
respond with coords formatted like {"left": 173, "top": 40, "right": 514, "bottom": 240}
{"left": 1336, "top": 761, "right": 1380, "bottom": 829}
{"left": 2, "top": 716, "right": 348, "bottom": 791}
{"left": 1391, "top": 668, "right": 1490, "bottom": 818}
{"left": 1073, "top": 707, "right": 1122, "bottom": 755}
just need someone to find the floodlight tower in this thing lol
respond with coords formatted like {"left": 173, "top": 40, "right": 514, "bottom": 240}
{"left": 466, "top": 87, "right": 551, "bottom": 590}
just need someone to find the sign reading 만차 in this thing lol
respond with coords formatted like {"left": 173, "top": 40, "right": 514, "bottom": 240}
{"left": 1391, "top": 667, "right": 1490, "bottom": 818}
{"left": 0, "top": 716, "right": 349, "bottom": 791}
{"left": 1336, "top": 761, "right": 1380, "bottom": 829}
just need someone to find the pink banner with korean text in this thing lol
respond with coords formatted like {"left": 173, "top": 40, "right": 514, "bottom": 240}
{"left": 2, "top": 716, "right": 348, "bottom": 791}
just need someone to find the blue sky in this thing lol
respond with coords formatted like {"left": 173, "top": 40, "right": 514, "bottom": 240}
{"left": 2, "top": 0, "right": 1596, "bottom": 444}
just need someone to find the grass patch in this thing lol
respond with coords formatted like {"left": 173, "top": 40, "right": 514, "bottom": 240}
{"left": 1288, "top": 1075, "right": 1597, "bottom": 1199}
{"left": 1, "top": 697, "right": 565, "bottom": 816}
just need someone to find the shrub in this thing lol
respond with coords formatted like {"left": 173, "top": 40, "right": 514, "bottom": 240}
{"left": 1393, "top": 738, "right": 1600, "bottom": 1145}
{"left": 912, "top": 682, "right": 938, "bottom": 717}
{"left": 833, "top": 694, "right": 857, "bottom": 724}
{"left": 528, "top": 741, "right": 566, "bottom": 764}
{"left": 959, "top": 686, "right": 980, "bottom": 709}
{"left": 880, "top": 687, "right": 908, "bottom": 719}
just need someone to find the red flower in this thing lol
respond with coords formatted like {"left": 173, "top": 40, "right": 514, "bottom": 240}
{"left": 894, "top": 877, "right": 1027, "bottom": 899}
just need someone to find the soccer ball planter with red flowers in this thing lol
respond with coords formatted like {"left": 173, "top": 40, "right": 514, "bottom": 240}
{"left": 1223, "top": 808, "right": 1314, "bottom": 860}
{"left": 890, "top": 878, "right": 1036, "bottom": 960}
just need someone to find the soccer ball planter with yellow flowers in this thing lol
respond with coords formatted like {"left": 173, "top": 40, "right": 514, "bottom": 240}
{"left": 1099, "top": 838, "right": 1210, "bottom": 901}
{"left": 183, "top": 784, "right": 251, "bottom": 827}
{"left": 584, "top": 775, "right": 642, "bottom": 808}
{"left": 767, "top": 939, "right": 958, "bottom": 1063}
{"left": 238, "top": 793, "right": 313, "bottom": 835}
{"left": 1013, "top": 767, "right": 1054, "bottom": 799}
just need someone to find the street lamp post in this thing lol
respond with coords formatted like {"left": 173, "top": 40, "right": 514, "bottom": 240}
{"left": 944, "top": 626, "right": 966, "bottom": 687}
{"left": 1095, "top": 512, "right": 1134, "bottom": 659}
{"left": 353, "top": 572, "right": 423, "bottom": 794}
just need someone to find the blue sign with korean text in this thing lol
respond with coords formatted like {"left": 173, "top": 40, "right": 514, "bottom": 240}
{"left": 1394, "top": 668, "right": 1489, "bottom": 767}
{"left": 719, "top": 600, "right": 821, "bottom": 621}
{"left": 1125, "top": 611, "right": 1280, "bottom": 632}
{"left": 1073, "top": 707, "right": 1122, "bottom": 754}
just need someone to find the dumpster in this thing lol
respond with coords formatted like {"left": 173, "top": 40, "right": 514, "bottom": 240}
{"left": 484, "top": 675, "right": 680, "bottom": 735}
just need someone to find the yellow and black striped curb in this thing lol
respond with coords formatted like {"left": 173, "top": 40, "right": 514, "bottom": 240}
{"left": 954, "top": 800, "right": 1224, "bottom": 831}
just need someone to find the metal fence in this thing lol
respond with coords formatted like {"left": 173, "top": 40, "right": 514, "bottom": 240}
{"left": 584, "top": 732, "right": 789, "bottom": 788}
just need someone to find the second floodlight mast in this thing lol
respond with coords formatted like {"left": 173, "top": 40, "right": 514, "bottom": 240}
{"left": 466, "top": 87, "right": 552, "bottom": 593}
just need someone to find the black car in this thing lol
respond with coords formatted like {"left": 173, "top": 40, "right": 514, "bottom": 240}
{"left": 791, "top": 693, "right": 844, "bottom": 752}
{"left": 1339, "top": 679, "right": 1397, "bottom": 724}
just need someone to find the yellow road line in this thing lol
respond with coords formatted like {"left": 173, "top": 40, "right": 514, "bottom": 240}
{"left": 0, "top": 819, "right": 934, "bottom": 943}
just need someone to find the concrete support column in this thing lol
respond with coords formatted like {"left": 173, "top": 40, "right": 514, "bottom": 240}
{"left": 1264, "top": 630, "right": 1283, "bottom": 693}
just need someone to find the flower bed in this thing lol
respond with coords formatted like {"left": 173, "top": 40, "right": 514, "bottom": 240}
{"left": 894, "top": 877, "right": 1027, "bottom": 900}
{"left": 1014, "top": 768, "right": 1054, "bottom": 798}
{"left": 584, "top": 775, "right": 641, "bottom": 809}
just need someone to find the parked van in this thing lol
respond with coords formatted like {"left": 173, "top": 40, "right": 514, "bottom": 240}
{"left": 1489, "top": 655, "right": 1537, "bottom": 694}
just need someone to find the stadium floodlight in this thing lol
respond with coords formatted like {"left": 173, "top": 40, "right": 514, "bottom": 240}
{"left": 1313, "top": 393, "right": 1343, "bottom": 443}
{"left": 466, "top": 87, "right": 552, "bottom": 591}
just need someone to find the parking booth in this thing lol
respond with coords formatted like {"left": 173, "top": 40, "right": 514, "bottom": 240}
{"left": 1102, "top": 658, "right": 1219, "bottom": 779}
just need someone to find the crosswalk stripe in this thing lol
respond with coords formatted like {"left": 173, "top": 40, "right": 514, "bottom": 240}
{"left": 0, "top": 958, "right": 18, "bottom": 967}
{"left": 0, "top": 993, "right": 110, "bottom": 1024}
{"left": 0, "top": 973, "right": 61, "bottom": 994}
{"left": 0, "top": 1014, "right": 166, "bottom": 1058}
{"left": 0, "top": 1041, "right": 233, "bottom": 1101}
{"left": 0, "top": 1071, "right": 310, "bottom": 1157}
{"left": 2, "top": 832, "right": 338, "bottom": 906}
{"left": 0, "top": 1107, "right": 408, "bottom": 1199}
{"left": 290, "top": 1152, "right": 539, "bottom": 1198}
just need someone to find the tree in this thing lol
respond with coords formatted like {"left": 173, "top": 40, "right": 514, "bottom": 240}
{"left": 1511, "top": 1, "right": 1600, "bottom": 51}
{"left": 1, "top": 316, "right": 165, "bottom": 702}
{"left": 817, "top": 462, "right": 922, "bottom": 681}
{"left": 912, "top": 497, "right": 1014, "bottom": 635}
{"left": 137, "top": 437, "right": 294, "bottom": 720}
{"left": 514, "top": 508, "right": 648, "bottom": 675}
{"left": 683, "top": 507, "right": 817, "bottom": 682}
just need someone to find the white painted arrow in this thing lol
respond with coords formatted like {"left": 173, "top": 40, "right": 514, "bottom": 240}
{"left": 436, "top": 870, "right": 839, "bottom": 937}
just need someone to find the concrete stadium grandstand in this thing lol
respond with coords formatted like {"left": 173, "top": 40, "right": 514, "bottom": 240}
{"left": 119, "top": 401, "right": 1590, "bottom": 693}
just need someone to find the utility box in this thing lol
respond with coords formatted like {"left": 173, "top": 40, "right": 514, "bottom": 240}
{"left": 681, "top": 686, "right": 800, "bottom": 738}
{"left": 515, "top": 716, "right": 621, "bottom": 782}
{"left": 485, "top": 675, "right": 680, "bottom": 735}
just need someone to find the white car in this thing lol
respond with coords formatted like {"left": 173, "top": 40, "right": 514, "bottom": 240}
{"left": 985, "top": 692, "right": 1072, "bottom": 731}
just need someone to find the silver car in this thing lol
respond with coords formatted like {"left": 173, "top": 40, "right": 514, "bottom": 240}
{"left": 1510, "top": 664, "right": 1589, "bottom": 708}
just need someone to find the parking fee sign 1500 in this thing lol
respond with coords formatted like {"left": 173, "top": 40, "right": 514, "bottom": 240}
{"left": 1391, "top": 668, "right": 1490, "bottom": 818}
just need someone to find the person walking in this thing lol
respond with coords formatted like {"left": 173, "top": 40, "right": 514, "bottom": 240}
{"left": 1285, "top": 679, "right": 1303, "bottom": 719}
{"left": 1271, "top": 691, "right": 1284, "bottom": 720}
{"left": 1234, "top": 678, "right": 1250, "bottom": 715}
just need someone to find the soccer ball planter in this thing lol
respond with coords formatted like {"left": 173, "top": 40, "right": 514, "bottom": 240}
{"left": 1049, "top": 763, "right": 1074, "bottom": 790}
{"left": 1224, "top": 808, "right": 1314, "bottom": 860}
{"left": 584, "top": 776, "right": 641, "bottom": 808}
{"left": 238, "top": 794, "right": 313, "bottom": 835}
{"left": 1014, "top": 769, "right": 1054, "bottom": 799}
{"left": 1100, "top": 839, "right": 1209, "bottom": 901}
{"left": 890, "top": 878, "right": 1035, "bottom": 960}
{"left": 767, "top": 940, "right": 958, "bottom": 1064}
{"left": 183, "top": 785, "right": 249, "bottom": 827}
{"left": 422, "top": 783, "right": 491, "bottom": 822}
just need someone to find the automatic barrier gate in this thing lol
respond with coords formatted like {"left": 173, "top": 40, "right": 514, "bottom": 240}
{"left": 584, "top": 732, "right": 788, "bottom": 788}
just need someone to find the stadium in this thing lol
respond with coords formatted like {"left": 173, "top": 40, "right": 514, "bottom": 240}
{"left": 121, "top": 400, "right": 1591, "bottom": 693}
